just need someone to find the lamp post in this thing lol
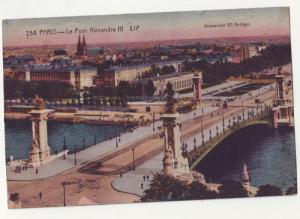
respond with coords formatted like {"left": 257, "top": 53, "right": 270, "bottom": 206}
{"left": 62, "top": 181, "right": 66, "bottom": 206}
{"left": 132, "top": 147, "right": 135, "bottom": 171}
{"left": 242, "top": 100, "right": 245, "bottom": 122}
{"left": 222, "top": 107, "right": 225, "bottom": 133}
{"left": 63, "top": 136, "right": 67, "bottom": 151}
{"left": 83, "top": 137, "right": 85, "bottom": 148}
{"left": 94, "top": 134, "right": 97, "bottom": 145}
{"left": 209, "top": 129, "right": 212, "bottom": 141}
{"left": 116, "top": 132, "right": 119, "bottom": 148}
{"left": 216, "top": 125, "right": 219, "bottom": 137}
{"left": 152, "top": 113, "right": 155, "bottom": 132}
{"left": 74, "top": 145, "right": 77, "bottom": 165}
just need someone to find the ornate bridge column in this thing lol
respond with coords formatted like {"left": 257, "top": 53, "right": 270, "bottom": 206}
{"left": 29, "top": 96, "right": 53, "bottom": 167}
{"left": 272, "top": 68, "right": 294, "bottom": 128}
{"left": 161, "top": 85, "right": 189, "bottom": 176}
{"left": 192, "top": 71, "right": 202, "bottom": 107}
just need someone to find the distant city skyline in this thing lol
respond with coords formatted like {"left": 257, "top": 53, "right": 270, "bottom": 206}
{"left": 2, "top": 7, "right": 290, "bottom": 47}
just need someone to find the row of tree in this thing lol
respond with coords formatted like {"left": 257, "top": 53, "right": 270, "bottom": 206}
{"left": 141, "top": 174, "right": 297, "bottom": 202}
{"left": 89, "top": 79, "right": 156, "bottom": 99}
{"left": 184, "top": 44, "right": 292, "bottom": 84}
{"left": 4, "top": 79, "right": 78, "bottom": 100}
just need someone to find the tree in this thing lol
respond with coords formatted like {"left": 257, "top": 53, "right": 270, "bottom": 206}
{"left": 117, "top": 80, "right": 130, "bottom": 100}
{"left": 144, "top": 79, "right": 155, "bottom": 97}
{"left": 141, "top": 173, "right": 218, "bottom": 202}
{"left": 187, "top": 181, "right": 218, "bottom": 200}
{"left": 218, "top": 180, "right": 248, "bottom": 198}
{"left": 256, "top": 184, "right": 282, "bottom": 197}
{"left": 141, "top": 173, "right": 188, "bottom": 202}
{"left": 160, "top": 65, "right": 176, "bottom": 75}
{"left": 165, "top": 81, "right": 175, "bottom": 97}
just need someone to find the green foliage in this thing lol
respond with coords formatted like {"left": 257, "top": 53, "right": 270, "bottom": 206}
{"left": 144, "top": 80, "right": 155, "bottom": 96}
{"left": 256, "top": 184, "right": 282, "bottom": 197}
{"left": 160, "top": 65, "right": 176, "bottom": 75}
{"left": 141, "top": 173, "right": 218, "bottom": 202}
{"left": 4, "top": 79, "right": 78, "bottom": 100}
{"left": 184, "top": 44, "right": 292, "bottom": 84}
{"left": 187, "top": 181, "right": 218, "bottom": 200}
{"left": 165, "top": 82, "right": 175, "bottom": 97}
{"left": 218, "top": 180, "right": 248, "bottom": 198}
{"left": 141, "top": 174, "right": 188, "bottom": 202}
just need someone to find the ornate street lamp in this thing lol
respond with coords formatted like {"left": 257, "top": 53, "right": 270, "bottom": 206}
{"left": 74, "top": 145, "right": 77, "bottom": 165}
{"left": 83, "top": 137, "right": 85, "bottom": 148}
{"left": 132, "top": 147, "right": 135, "bottom": 171}
{"left": 63, "top": 136, "right": 67, "bottom": 151}
{"left": 152, "top": 113, "right": 155, "bottom": 131}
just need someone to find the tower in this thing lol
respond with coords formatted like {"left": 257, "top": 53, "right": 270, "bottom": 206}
{"left": 76, "top": 35, "right": 82, "bottom": 56}
{"left": 29, "top": 95, "right": 53, "bottom": 167}
{"left": 275, "top": 68, "right": 285, "bottom": 104}
{"left": 192, "top": 71, "right": 202, "bottom": 107}
{"left": 161, "top": 84, "right": 189, "bottom": 176}
{"left": 82, "top": 35, "right": 88, "bottom": 56}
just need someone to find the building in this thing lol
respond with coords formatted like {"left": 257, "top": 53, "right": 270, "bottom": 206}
{"left": 76, "top": 35, "right": 88, "bottom": 56}
{"left": 94, "top": 60, "right": 183, "bottom": 88}
{"left": 239, "top": 45, "right": 250, "bottom": 61}
{"left": 152, "top": 72, "right": 194, "bottom": 95}
{"left": 13, "top": 64, "right": 97, "bottom": 90}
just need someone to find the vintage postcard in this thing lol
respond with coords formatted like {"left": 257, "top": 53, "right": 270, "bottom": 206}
{"left": 2, "top": 7, "right": 297, "bottom": 208}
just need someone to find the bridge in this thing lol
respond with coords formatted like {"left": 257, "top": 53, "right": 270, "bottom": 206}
{"left": 187, "top": 109, "right": 272, "bottom": 169}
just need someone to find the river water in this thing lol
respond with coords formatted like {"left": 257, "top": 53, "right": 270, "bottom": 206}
{"left": 5, "top": 120, "right": 297, "bottom": 190}
{"left": 5, "top": 119, "right": 125, "bottom": 160}
{"left": 195, "top": 124, "right": 297, "bottom": 190}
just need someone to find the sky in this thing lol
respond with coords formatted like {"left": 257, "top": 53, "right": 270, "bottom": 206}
{"left": 2, "top": 7, "right": 290, "bottom": 47}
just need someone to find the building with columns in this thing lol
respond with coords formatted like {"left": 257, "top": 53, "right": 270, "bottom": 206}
{"left": 13, "top": 64, "right": 97, "bottom": 90}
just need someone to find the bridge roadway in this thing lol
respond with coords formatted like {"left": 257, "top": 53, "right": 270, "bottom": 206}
{"left": 6, "top": 81, "right": 276, "bottom": 187}
{"left": 112, "top": 85, "right": 276, "bottom": 196}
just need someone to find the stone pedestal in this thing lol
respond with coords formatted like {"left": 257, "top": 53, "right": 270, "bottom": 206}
{"left": 29, "top": 109, "right": 53, "bottom": 167}
{"left": 161, "top": 112, "right": 189, "bottom": 176}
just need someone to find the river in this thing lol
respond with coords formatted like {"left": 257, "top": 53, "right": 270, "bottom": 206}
{"left": 195, "top": 124, "right": 297, "bottom": 190}
{"left": 5, "top": 119, "right": 125, "bottom": 160}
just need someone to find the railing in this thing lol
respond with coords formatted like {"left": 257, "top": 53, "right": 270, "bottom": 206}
{"left": 187, "top": 109, "right": 272, "bottom": 169}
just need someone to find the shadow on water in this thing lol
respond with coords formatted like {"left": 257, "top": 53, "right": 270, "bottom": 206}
{"left": 195, "top": 124, "right": 297, "bottom": 190}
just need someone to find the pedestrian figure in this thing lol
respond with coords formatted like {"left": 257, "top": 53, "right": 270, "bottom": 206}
{"left": 39, "top": 192, "right": 42, "bottom": 199}
{"left": 146, "top": 175, "right": 149, "bottom": 181}
{"left": 36, "top": 168, "right": 38, "bottom": 174}
{"left": 143, "top": 176, "right": 146, "bottom": 181}
{"left": 141, "top": 183, "right": 144, "bottom": 189}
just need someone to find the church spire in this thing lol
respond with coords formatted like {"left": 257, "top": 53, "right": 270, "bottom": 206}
{"left": 77, "top": 35, "right": 81, "bottom": 47}
{"left": 82, "top": 35, "right": 86, "bottom": 47}
{"left": 81, "top": 35, "right": 87, "bottom": 56}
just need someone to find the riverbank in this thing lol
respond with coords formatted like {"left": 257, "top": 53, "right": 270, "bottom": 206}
{"left": 5, "top": 110, "right": 160, "bottom": 126}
